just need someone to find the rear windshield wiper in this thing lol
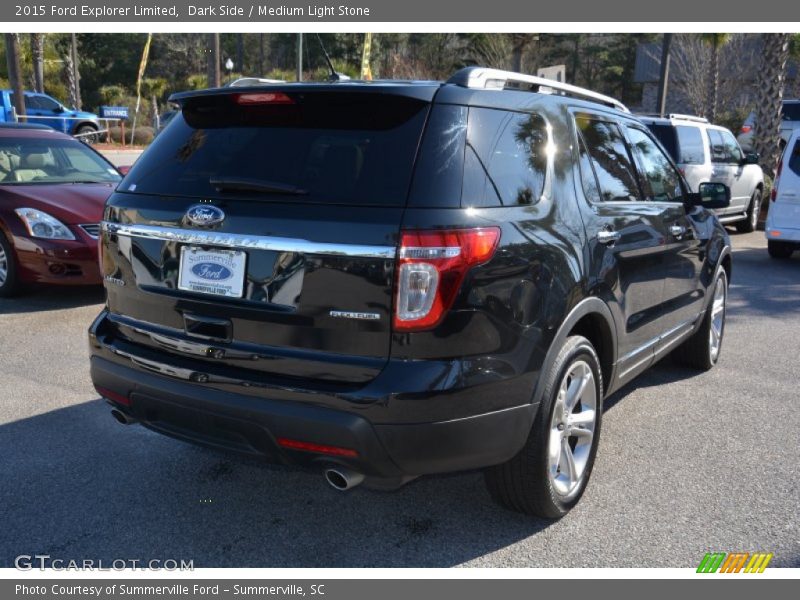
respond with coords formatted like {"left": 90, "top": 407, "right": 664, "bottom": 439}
{"left": 210, "top": 176, "right": 308, "bottom": 196}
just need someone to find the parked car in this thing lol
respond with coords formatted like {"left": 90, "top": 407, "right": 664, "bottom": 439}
{"left": 640, "top": 114, "right": 764, "bottom": 233}
{"left": 0, "top": 90, "right": 101, "bottom": 142}
{"left": 737, "top": 99, "right": 800, "bottom": 152}
{"left": 0, "top": 123, "right": 122, "bottom": 296}
{"left": 155, "top": 107, "right": 179, "bottom": 137}
{"left": 765, "top": 128, "right": 800, "bottom": 258}
{"left": 227, "top": 77, "right": 286, "bottom": 87}
{"left": 89, "top": 68, "right": 732, "bottom": 518}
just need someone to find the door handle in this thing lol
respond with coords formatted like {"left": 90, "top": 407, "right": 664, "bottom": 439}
{"left": 597, "top": 230, "right": 621, "bottom": 245}
{"left": 670, "top": 224, "right": 687, "bottom": 237}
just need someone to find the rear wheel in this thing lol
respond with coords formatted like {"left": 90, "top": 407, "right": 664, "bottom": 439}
{"left": 485, "top": 335, "right": 603, "bottom": 518}
{"left": 736, "top": 188, "right": 762, "bottom": 233}
{"left": 75, "top": 124, "right": 99, "bottom": 144}
{"left": 675, "top": 269, "right": 727, "bottom": 370}
{"left": 0, "top": 231, "right": 21, "bottom": 297}
{"left": 768, "top": 240, "right": 794, "bottom": 259}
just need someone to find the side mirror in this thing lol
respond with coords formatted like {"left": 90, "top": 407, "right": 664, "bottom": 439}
{"left": 117, "top": 165, "right": 131, "bottom": 176}
{"left": 742, "top": 152, "right": 759, "bottom": 165}
{"left": 53, "top": 105, "right": 65, "bottom": 114}
{"left": 697, "top": 181, "right": 731, "bottom": 209}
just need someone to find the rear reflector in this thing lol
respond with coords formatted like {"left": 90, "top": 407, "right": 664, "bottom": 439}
{"left": 394, "top": 227, "right": 501, "bottom": 332}
{"left": 234, "top": 92, "right": 294, "bottom": 105}
{"left": 95, "top": 385, "right": 130, "bottom": 406}
{"left": 276, "top": 438, "right": 358, "bottom": 458}
{"left": 740, "top": 125, "right": 752, "bottom": 134}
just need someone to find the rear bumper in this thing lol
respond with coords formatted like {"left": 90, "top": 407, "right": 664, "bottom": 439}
{"left": 89, "top": 316, "right": 537, "bottom": 485}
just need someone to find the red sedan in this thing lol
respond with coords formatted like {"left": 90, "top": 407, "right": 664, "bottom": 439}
{"left": 0, "top": 124, "right": 122, "bottom": 296}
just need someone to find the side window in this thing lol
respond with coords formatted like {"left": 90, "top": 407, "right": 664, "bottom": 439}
{"left": 719, "top": 129, "right": 742, "bottom": 163}
{"left": 24, "top": 95, "right": 43, "bottom": 110}
{"left": 36, "top": 96, "right": 61, "bottom": 111}
{"left": 576, "top": 131, "right": 602, "bottom": 204}
{"left": 575, "top": 114, "right": 640, "bottom": 202}
{"left": 675, "top": 125, "right": 705, "bottom": 165}
{"left": 467, "top": 107, "right": 548, "bottom": 206}
{"left": 709, "top": 129, "right": 741, "bottom": 164}
{"left": 626, "top": 127, "right": 685, "bottom": 203}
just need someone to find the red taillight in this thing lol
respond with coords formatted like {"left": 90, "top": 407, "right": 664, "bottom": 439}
{"left": 740, "top": 125, "right": 752, "bottom": 134}
{"left": 276, "top": 438, "right": 358, "bottom": 458}
{"left": 95, "top": 385, "right": 130, "bottom": 406}
{"left": 394, "top": 227, "right": 501, "bottom": 332}
{"left": 234, "top": 92, "right": 294, "bottom": 105}
{"left": 772, "top": 158, "right": 783, "bottom": 202}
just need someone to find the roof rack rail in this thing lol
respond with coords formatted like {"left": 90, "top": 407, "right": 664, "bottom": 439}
{"left": 667, "top": 113, "right": 709, "bottom": 123}
{"left": 447, "top": 67, "right": 629, "bottom": 113}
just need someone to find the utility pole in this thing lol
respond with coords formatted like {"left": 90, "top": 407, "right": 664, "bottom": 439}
{"left": 656, "top": 33, "right": 672, "bottom": 117}
{"left": 70, "top": 33, "right": 82, "bottom": 109}
{"left": 259, "top": 33, "right": 265, "bottom": 75}
{"left": 236, "top": 33, "right": 244, "bottom": 73}
{"left": 296, "top": 33, "right": 303, "bottom": 82}
{"left": 207, "top": 33, "right": 221, "bottom": 87}
{"left": 4, "top": 34, "right": 26, "bottom": 119}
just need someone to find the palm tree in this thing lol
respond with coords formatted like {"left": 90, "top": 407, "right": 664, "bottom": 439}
{"left": 790, "top": 34, "right": 800, "bottom": 98}
{"left": 4, "top": 34, "right": 26, "bottom": 118}
{"left": 701, "top": 33, "right": 732, "bottom": 122}
{"left": 30, "top": 33, "right": 45, "bottom": 93}
{"left": 753, "top": 33, "right": 791, "bottom": 176}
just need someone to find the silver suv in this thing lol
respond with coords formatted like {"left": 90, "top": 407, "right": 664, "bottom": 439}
{"left": 737, "top": 99, "right": 800, "bottom": 152}
{"left": 640, "top": 114, "right": 765, "bottom": 233}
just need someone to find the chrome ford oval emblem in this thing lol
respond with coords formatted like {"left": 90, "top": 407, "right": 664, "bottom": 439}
{"left": 185, "top": 204, "right": 225, "bottom": 227}
{"left": 191, "top": 262, "right": 233, "bottom": 281}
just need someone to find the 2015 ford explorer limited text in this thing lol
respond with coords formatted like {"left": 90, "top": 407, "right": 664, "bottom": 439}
{"left": 89, "top": 68, "right": 732, "bottom": 517}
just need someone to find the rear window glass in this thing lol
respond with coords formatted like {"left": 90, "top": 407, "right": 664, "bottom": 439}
{"left": 675, "top": 125, "right": 705, "bottom": 165}
{"left": 120, "top": 92, "right": 429, "bottom": 206}
{"left": 782, "top": 103, "right": 800, "bottom": 122}
{"left": 788, "top": 139, "right": 800, "bottom": 176}
{"left": 465, "top": 107, "right": 548, "bottom": 206}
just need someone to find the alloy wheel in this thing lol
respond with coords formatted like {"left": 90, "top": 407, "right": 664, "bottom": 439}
{"left": 548, "top": 360, "right": 597, "bottom": 497}
{"left": 708, "top": 275, "right": 727, "bottom": 361}
{"left": 0, "top": 244, "right": 7, "bottom": 286}
{"left": 750, "top": 192, "right": 762, "bottom": 230}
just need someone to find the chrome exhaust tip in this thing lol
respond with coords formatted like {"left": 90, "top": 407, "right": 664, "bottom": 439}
{"left": 324, "top": 467, "right": 365, "bottom": 491}
{"left": 110, "top": 409, "right": 135, "bottom": 425}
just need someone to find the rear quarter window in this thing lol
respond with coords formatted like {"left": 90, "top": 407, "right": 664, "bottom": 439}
{"left": 463, "top": 107, "right": 548, "bottom": 207}
{"left": 675, "top": 125, "right": 705, "bottom": 165}
{"left": 120, "top": 92, "right": 429, "bottom": 206}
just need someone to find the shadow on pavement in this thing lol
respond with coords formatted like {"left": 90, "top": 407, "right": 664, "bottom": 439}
{"left": 0, "top": 398, "right": 555, "bottom": 568}
{"left": 0, "top": 286, "right": 104, "bottom": 315}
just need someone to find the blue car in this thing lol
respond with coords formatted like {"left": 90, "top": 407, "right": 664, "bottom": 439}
{"left": 0, "top": 90, "right": 100, "bottom": 142}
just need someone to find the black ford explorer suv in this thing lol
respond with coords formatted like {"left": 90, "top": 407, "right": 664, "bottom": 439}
{"left": 89, "top": 68, "right": 732, "bottom": 518}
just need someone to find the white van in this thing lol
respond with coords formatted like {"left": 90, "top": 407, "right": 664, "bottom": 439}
{"left": 766, "top": 129, "right": 800, "bottom": 258}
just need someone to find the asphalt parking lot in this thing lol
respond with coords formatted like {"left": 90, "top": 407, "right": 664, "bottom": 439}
{"left": 0, "top": 231, "right": 798, "bottom": 568}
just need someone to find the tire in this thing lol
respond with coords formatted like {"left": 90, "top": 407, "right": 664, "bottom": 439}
{"left": 485, "top": 335, "right": 603, "bottom": 518}
{"left": 0, "top": 231, "right": 21, "bottom": 297}
{"left": 735, "top": 188, "right": 762, "bottom": 233}
{"left": 75, "top": 124, "right": 98, "bottom": 144}
{"left": 675, "top": 269, "right": 727, "bottom": 370}
{"left": 768, "top": 240, "right": 794, "bottom": 259}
